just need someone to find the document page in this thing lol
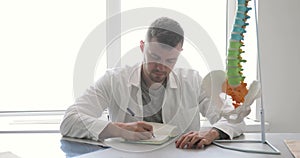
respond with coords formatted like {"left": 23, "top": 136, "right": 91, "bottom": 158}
{"left": 284, "top": 140, "right": 300, "bottom": 158}
{"left": 61, "top": 136, "right": 109, "bottom": 148}
{"left": 123, "top": 122, "right": 179, "bottom": 145}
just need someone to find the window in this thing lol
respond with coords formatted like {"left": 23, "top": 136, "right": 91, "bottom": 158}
{"left": 0, "top": 0, "right": 106, "bottom": 111}
{"left": 1, "top": 0, "right": 258, "bottom": 121}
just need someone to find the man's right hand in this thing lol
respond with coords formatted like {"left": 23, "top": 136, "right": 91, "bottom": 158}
{"left": 112, "top": 121, "right": 154, "bottom": 141}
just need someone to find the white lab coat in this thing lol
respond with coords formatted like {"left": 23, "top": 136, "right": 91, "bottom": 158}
{"left": 60, "top": 64, "right": 245, "bottom": 141}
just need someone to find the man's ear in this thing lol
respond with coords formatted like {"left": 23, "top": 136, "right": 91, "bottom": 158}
{"left": 140, "top": 40, "right": 144, "bottom": 52}
{"left": 175, "top": 42, "right": 183, "bottom": 52}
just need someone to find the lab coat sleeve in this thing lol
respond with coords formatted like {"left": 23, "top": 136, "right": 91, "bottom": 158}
{"left": 197, "top": 75, "right": 245, "bottom": 139}
{"left": 211, "top": 117, "right": 245, "bottom": 140}
{"left": 60, "top": 72, "right": 111, "bottom": 141}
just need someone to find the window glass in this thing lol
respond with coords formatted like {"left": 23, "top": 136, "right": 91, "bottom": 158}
{"left": 0, "top": 0, "right": 106, "bottom": 111}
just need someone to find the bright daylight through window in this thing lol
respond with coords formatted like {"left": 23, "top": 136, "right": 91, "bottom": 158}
{"left": 0, "top": 0, "right": 257, "bottom": 120}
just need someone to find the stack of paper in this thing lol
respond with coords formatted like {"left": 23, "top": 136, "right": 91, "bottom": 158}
{"left": 284, "top": 140, "right": 300, "bottom": 158}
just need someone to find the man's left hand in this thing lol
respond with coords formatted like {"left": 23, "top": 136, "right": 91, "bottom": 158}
{"left": 175, "top": 129, "right": 220, "bottom": 149}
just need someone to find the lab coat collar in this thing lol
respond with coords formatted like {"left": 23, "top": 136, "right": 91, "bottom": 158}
{"left": 128, "top": 63, "right": 178, "bottom": 89}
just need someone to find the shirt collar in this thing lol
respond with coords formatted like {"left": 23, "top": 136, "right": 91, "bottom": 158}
{"left": 128, "top": 63, "right": 178, "bottom": 89}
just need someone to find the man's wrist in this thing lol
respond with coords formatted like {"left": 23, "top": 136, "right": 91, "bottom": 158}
{"left": 210, "top": 128, "right": 221, "bottom": 140}
{"left": 99, "top": 122, "right": 121, "bottom": 139}
{"left": 112, "top": 122, "right": 124, "bottom": 128}
{"left": 212, "top": 127, "right": 229, "bottom": 140}
{"left": 109, "top": 122, "right": 126, "bottom": 138}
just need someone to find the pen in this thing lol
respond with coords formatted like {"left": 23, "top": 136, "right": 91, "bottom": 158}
{"left": 152, "top": 133, "right": 156, "bottom": 138}
{"left": 146, "top": 127, "right": 155, "bottom": 138}
{"left": 126, "top": 107, "right": 135, "bottom": 116}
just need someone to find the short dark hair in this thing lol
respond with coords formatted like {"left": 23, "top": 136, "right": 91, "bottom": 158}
{"left": 146, "top": 17, "right": 184, "bottom": 48}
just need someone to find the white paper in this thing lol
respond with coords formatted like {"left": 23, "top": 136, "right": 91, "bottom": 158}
{"left": 284, "top": 139, "right": 300, "bottom": 158}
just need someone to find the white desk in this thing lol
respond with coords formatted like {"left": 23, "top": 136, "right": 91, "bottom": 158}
{"left": 0, "top": 133, "right": 103, "bottom": 158}
{"left": 76, "top": 133, "right": 300, "bottom": 158}
{"left": 0, "top": 133, "right": 299, "bottom": 158}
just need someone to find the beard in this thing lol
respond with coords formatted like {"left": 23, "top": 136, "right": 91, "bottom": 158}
{"left": 149, "top": 69, "right": 168, "bottom": 83}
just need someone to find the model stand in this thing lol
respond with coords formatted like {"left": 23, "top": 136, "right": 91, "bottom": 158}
{"left": 212, "top": 0, "right": 280, "bottom": 155}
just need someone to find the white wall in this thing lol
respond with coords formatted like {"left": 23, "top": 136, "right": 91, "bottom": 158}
{"left": 259, "top": 0, "right": 300, "bottom": 132}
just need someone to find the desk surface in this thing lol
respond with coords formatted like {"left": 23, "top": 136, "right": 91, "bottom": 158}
{"left": 0, "top": 133, "right": 299, "bottom": 158}
{"left": 0, "top": 133, "right": 103, "bottom": 158}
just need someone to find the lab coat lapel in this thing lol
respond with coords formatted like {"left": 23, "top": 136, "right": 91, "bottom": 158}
{"left": 162, "top": 74, "right": 184, "bottom": 128}
{"left": 124, "top": 64, "right": 143, "bottom": 121}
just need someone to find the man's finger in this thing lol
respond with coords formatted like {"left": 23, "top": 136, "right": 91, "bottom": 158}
{"left": 137, "top": 131, "right": 152, "bottom": 140}
{"left": 176, "top": 131, "right": 197, "bottom": 148}
{"left": 137, "top": 121, "right": 153, "bottom": 132}
{"left": 188, "top": 135, "right": 202, "bottom": 148}
{"left": 123, "top": 130, "right": 152, "bottom": 141}
{"left": 179, "top": 135, "right": 193, "bottom": 149}
{"left": 141, "top": 131, "right": 153, "bottom": 139}
{"left": 197, "top": 139, "right": 207, "bottom": 149}
{"left": 175, "top": 133, "right": 190, "bottom": 148}
{"left": 190, "top": 134, "right": 202, "bottom": 145}
{"left": 175, "top": 135, "right": 184, "bottom": 148}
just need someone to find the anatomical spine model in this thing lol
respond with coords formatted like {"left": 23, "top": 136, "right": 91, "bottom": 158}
{"left": 225, "top": 0, "right": 251, "bottom": 109}
{"left": 202, "top": 0, "right": 261, "bottom": 124}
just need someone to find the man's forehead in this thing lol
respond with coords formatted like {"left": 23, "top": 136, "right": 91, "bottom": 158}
{"left": 146, "top": 41, "right": 171, "bottom": 48}
{"left": 147, "top": 44, "right": 180, "bottom": 58}
{"left": 146, "top": 42, "right": 180, "bottom": 52}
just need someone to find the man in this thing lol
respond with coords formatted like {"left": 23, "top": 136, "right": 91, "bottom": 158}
{"left": 60, "top": 17, "right": 245, "bottom": 149}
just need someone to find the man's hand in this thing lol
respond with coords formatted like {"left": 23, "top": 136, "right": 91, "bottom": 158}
{"left": 113, "top": 121, "right": 154, "bottom": 141}
{"left": 175, "top": 129, "right": 219, "bottom": 149}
